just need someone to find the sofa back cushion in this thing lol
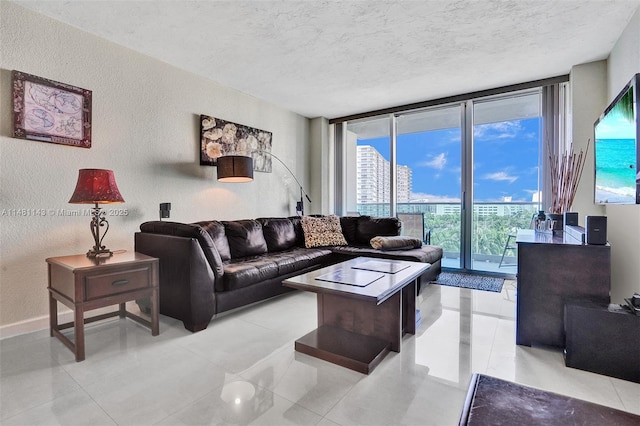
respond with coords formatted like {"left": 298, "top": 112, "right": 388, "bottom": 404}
{"left": 355, "top": 216, "right": 401, "bottom": 246}
{"left": 139, "top": 221, "right": 224, "bottom": 278}
{"left": 288, "top": 216, "right": 306, "bottom": 247}
{"left": 257, "top": 218, "right": 297, "bottom": 252}
{"left": 194, "top": 221, "right": 231, "bottom": 261}
{"left": 223, "top": 219, "right": 268, "bottom": 258}
{"left": 339, "top": 216, "right": 360, "bottom": 244}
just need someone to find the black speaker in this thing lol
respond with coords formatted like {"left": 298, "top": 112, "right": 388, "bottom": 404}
{"left": 159, "top": 202, "right": 171, "bottom": 220}
{"left": 564, "top": 212, "right": 579, "bottom": 227}
{"left": 585, "top": 215, "right": 607, "bottom": 245}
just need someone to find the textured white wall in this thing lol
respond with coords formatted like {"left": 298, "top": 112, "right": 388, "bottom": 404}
{"left": 0, "top": 2, "right": 310, "bottom": 331}
{"left": 570, "top": 8, "right": 640, "bottom": 304}
{"left": 606, "top": 7, "right": 640, "bottom": 303}
{"left": 569, "top": 61, "right": 607, "bottom": 222}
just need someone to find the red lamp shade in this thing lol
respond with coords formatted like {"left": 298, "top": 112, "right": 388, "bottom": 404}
{"left": 69, "top": 169, "right": 124, "bottom": 204}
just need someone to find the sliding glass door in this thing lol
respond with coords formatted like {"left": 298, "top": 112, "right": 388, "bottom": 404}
{"left": 396, "top": 105, "right": 463, "bottom": 269}
{"left": 338, "top": 87, "right": 549, "bottom": 275}
{"left": 470, "top": 92, "right": 542, "bottom": 272}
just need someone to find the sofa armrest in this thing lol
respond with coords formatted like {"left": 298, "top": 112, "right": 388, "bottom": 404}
{"left": 139, "top": 221, "right": 224, "bottom": 280}
{"left": 135, "top": 232, "right": 217, "bottom": 332}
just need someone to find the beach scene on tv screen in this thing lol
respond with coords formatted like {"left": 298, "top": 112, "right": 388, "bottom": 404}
{"left": 595, "top": 86, "right": 637, "bottom": 204}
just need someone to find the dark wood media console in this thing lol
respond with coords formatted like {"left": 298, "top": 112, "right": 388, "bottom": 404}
{"left": 516, "top": 230, "right": 610, "bottom": 347}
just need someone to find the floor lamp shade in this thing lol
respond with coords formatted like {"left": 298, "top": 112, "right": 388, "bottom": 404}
{"left": 217, "top": 155, "right": 254, "bottom": 183}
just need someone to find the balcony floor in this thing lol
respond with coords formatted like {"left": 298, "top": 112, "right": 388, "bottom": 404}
{"left": 442, "top": 257, "right": 517, "bottom": 277}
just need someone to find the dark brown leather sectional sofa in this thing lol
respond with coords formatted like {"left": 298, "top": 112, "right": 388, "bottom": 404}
{"left": 135, "top": 215, "right": 442, "bottom": 332}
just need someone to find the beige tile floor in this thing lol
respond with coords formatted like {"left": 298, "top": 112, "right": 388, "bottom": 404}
{"left": 1, "top": 280, "right": 638, "bottom": 425}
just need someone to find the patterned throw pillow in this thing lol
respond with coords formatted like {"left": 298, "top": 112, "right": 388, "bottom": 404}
{"left": 301, "top": 215, "right": 348, "bottom": 248}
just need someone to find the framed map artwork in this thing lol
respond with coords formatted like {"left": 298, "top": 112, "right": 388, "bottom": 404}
{"left": 12, "top": 70, "right": 92, "bottom": 148}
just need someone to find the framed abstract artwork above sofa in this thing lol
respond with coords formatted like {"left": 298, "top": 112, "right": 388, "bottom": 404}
{"left": 199, "top": 114, "right": 272, "bottom": 172}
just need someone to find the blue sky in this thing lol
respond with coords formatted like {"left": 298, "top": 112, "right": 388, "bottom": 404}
{"left": 358, "top": 117, "right": 541, "bottom": 202}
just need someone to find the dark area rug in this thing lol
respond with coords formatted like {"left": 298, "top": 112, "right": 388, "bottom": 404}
{"left": 431, "top": 272, "right": 504, "bottom": 293}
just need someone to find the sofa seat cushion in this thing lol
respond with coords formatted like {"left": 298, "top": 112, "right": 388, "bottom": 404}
{"left": 221, "top": 257, "right": 280, "bottom": 291}
{"left": 266, "top": 247, "right": 334, "bottom": 275}
{"left": 332, "top": 244, "right": 443, "bottom": 264}
{"left": 220, "top": 247, "right": 333, "bottom": 291}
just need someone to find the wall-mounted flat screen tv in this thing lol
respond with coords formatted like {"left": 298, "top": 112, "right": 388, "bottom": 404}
{"left": 594, "top": 73, "right": 639, "bottom": 205}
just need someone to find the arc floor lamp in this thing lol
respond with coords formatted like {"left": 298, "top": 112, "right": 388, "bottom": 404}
{"left": 217, "top": 152, "right": 311, "bottom": 215}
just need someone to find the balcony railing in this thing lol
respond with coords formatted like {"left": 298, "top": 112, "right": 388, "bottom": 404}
{"left": 357, "top": 202, "right": 540, "bottom": 271}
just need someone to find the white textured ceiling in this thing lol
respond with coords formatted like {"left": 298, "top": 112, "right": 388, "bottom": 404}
{"left": 13, "top": 0, "right": 640, "bottom": 119}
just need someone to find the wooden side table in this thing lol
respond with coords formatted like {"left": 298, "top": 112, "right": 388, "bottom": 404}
{"left": 47, "top": 251, "right": 159, "bottom": 361}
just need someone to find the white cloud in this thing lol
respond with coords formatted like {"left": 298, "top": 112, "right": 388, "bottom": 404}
{"left": 474, "top": 121, "right": 522, "bottom": 140}
{"left": 483, "top": 171, "right": 518, "bottom": 184}
{"left": 420, "top": 152, "right": 447, "bottom": 170}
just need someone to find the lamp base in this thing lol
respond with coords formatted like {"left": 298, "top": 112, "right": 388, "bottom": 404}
{"left": 86, "top": 203, "right": 113, "bottom": 258}
{"left": 86, "top": 248, "right": 113, "bottom": 258}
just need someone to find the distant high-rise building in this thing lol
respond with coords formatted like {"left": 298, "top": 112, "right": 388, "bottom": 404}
{"left": 397, "top": 165, "right": 412, "bottom": 202}
{"left": 357, "top": 145, "right": 412, "bottom": 204}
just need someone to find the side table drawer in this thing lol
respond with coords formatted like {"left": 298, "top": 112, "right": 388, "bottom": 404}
{"left": 85, "top": 267, "right": 151, "bottom": 300}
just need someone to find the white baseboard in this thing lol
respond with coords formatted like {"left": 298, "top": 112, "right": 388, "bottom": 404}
{"left": 0, "top": 313, "right": 67, "bottom": 340}
{"left": 0, "top": 305, "right": 136, "bottom": 340}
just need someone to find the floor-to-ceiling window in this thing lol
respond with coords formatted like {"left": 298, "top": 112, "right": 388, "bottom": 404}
{"left": 334, "top": 79, "right": 567, "bottom": 276}
{"left": 469, "top": 91, "right": 542, "bottom": 273}
{"left": 396, "top": 105, "right": 463, "bottom": 269}
{"left": 345, "top": 116, "right": 391, "bottom": 217}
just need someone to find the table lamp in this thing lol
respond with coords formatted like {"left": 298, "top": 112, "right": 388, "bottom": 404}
{"left": 68, "top": 169, "right": 125, "bottom": 257}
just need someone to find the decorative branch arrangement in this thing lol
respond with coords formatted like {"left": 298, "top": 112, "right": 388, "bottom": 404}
{"left": 547, "top": 139, "right": 590, "bottom": 214}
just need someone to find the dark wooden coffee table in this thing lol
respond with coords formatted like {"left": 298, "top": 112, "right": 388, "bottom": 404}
{"left": 282, "top": 257, "right": 430, "bottom": 374}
